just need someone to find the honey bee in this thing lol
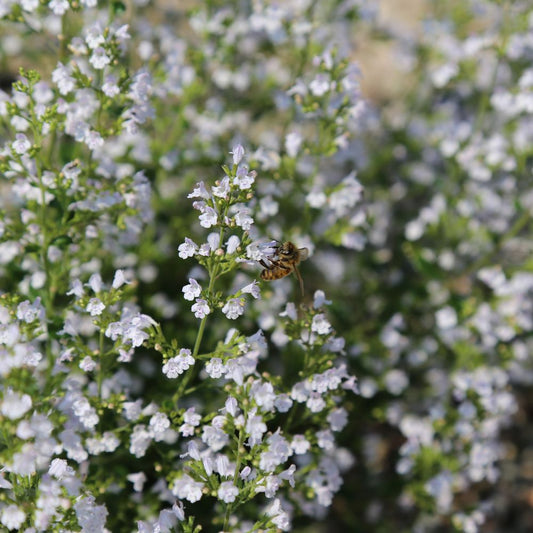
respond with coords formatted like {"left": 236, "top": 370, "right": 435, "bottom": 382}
{"left": 259, "top": 241, "right": 309, "bottom": 295}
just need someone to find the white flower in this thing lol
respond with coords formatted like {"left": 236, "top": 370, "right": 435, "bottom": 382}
{"left": 218, "top": 481, "right": 239, "bottom": 503}
{"left": 226, "top": 235, "right": 240, "bottom": 254}
{"left": 425, "top": 471, "right": 454, "bottom": 513}
{"left": 234, "top": 208, "right": 254, "bottom": 230}
{"left": 234, "top": 166, "right": 256, "bottom": 190}
{"left": 79, "top": 356, "right": 97, "bottom": 372}
{"left": 182, "top": 278, "right": 202, "bottom": 301}
{"left": 291, "top": 435, "right": 311, "bottom": 454}
{"left": 172, "top": 474, "right": 204, "bottom": 503}
{"left": 240, "top": 466, "right": 252, "bottom": 480}
{"left": 222, "top": 298, "right": 245, "bottom": 320}
{"left": 316, "top": 429, "right": 335, "bottom": 450}
{"left": 309, "top": 73, "right": 332, "bottom": 96}
{"left": 384, "top": 369, "right": 409, "bottom": 395}
{"left": 73, "top": 397, "right": 99, "bottom": 429}
{"left": 205, "top": 357, "right": 226, "bottom": 379}
{"left": 274, "top": 394, "right": 293, "bottom": 413}
{"left": 285, "top": 131, "right": 302, "bottom": 157}
{"left": 163, "top": 349, "right": 195, "bottom": 378}
{"left": 199, "top": 206, "right": 218, "bottom": 228}
{"left": 306, "top": 392, "right": 326, "bottom": 412}
{"left": 307, "top": 187, "right": 327, "bottom": 208}
{"left": 436, "top": 306, "right": 458, "bottom": 329}
{"left": 231, "top": 144, "right": 245, "bottom": 165}
{"left": 85, "top": 23, "right": 105, "bottom": 49}
{"left": 49, "top": 0, "right": 69, "bottom": 16}
{"left": 184, "top": 407, "right": 201, "bottom": 426}
{"left": 250, "top": 381, "right": 276, "bottom": 411}
{"left": 102, "top": 75, "right": 120, "bottom": 97}
{"left": 259, "top": 432, "right": 292, "bottom": 472}
{"left": 86, "top": 298, "right": 105, "bottom": 316}
{"left": 207, "top": 232, "right": 220, "bottom": 251}
{"left": 16, "top": 297, "right": 44, "bottom": 322}
{"left": 85, "top": 130, "right": 104, "bottom": 150}
{"left": 74, "top": 495, "right": 108, "bottom": 533}
{"left": 21, "top": 0, "right": 38, "bottom": 12}
{"left": 187, "top": 181, "right": 210, "bottom": 199}
{"left": 129, "top": 424, "right": 152, "bottom": 458}
{"left": 127, "top": 472, "right": 147, "bottom": 492}
{"left": 280, "top": 302, "right": 298, "bottom": 320}
{"left": 149, "top": 412, "right": 170, "bottom": 438}
{"left": 311, "top": 313, "right": 332, "bottom": 335}
{"left": 112, "top": 269, "right": 129, "bottom": 289}
{"left": 202, "top": 424, "right": 229, "bottom": 452}
{"left": 12, "top": 133, "right": 31, "bottom": 154}
{"left": 1, "top": 390, "right": 32, "bottom": 420}
{"left": 265, "top": 499, "right": 291, "bottom": 531}
{"left": 327, "top": 407, "right": 348, "bottom": 431}
{"left": 90, "top": 47, "right": 111, "bottom": 69}
{"left": 178, "top": 238, "right": 198, "bottom": 259}
{"left": 0, "top": 505, "right": 26, "bottom": 531}
{"left": 212, "top": 176, "right": 230, "bottom": 198}
{"left": 241, "top": 281, "right": 260, "bottom": 299}
{"left": 88, "top": 273, "right": 103, "bottom": 293}
{"left": 224, "top": 396, "right": 239, "bottom": 417}
{"left": 313, "top": 290, "right": 331, "bottom": 308}
{"left": 123, "top": 400, "right": 142, "bottom": 421}
{"left": 191, "top": 298, "right": 211, "bottom": 319}
{"left": 431, "top": 62, "right": 458, "bottom": 88}
{"left": 52, "top": 63, "right": 76, "bottom": 94}
{"left": 48, "top": 458, "right": 73, "bottom": 480}
{"left": 245, "top": 409, "right": 266, "bottom": 446}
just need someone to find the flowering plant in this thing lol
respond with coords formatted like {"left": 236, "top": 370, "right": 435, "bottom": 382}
{"left": 1, "top": 1, "right": 532, "bottom": 532}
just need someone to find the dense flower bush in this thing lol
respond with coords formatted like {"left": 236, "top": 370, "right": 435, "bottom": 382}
{"left": 0, "top": 0, "right": 532, "bottom": 532}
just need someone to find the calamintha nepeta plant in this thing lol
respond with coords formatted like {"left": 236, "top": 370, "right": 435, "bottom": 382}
{"left": 0, "top": 99, "right": 358, "bottom": 530}
{"left": 2, "top": 0, "right": 533, "bottom": 532}
{"left": 143, "top": 147, "right": 358, "bottom": 532}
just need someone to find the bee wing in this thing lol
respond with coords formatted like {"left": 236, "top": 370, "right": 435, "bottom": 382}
{"left": 298, "top": 247, "right": 309, "bottom": 261}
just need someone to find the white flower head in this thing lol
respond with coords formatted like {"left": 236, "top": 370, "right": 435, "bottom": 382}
{"left": 182, "top": 278, "right": 202, "bottom": 301}
{"left": 90, "top": 47, "right": 111, "bottom": 69}
{"left": 163, "top": 349, "right": 195, "bottom": 378}
{"left": 199, "top": 206, "right": 218, "bottom": 228}
{"left": 178, "top": 238, "right": 198, "bottom": 259}
{"left": 311, "top": 313, "right": 332, "bottom": 335}
{"left": 222, "top": 298, "right": 246, "bottom": 320}
{"left": 231, "top": 144, "right": 245, "bottom": 165}
{"left": 241, "top": 281, "right": 260, "bottom": 299}
{"left": 12, "top": 133, "right": 31, "bottom": 154}
{"left": 218, "top": 481, "right": 239, "bottom": 503}
{"left": 191, "top": 298, "right": 211, "bottom": 319}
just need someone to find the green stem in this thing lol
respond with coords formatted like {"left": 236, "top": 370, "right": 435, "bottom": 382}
{"left": 175, "top": 225, "right": 225, "bottom": 400}
{"left": 223, "top": 424, "right": 246, "bottom": 531}
{"left": 97, "top": 328, "right": 105, "bottom": 399}
{"left": 31, "top": 118, "right": 56, "bottom": 375}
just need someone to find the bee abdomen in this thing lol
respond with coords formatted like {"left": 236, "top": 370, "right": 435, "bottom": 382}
{"left": 261, "top": 269, "right": 277, "bottom": 281}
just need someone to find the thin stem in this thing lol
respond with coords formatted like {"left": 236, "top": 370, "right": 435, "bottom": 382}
{"left": 175, "top": 225, "right": 225, "bottom": 400}
{"left": 223, "top": 424, "right": 245, "bottom": 531}
{"left": 97, "top": 328, "right": 105, "bottom": 399}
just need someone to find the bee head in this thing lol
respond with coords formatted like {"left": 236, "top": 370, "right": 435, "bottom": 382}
{"left": 278, "top": 241, "right": 296, "bottom": 256}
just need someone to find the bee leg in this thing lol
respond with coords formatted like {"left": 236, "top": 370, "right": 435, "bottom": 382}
{"left": 294, "top": 266, "right": 305, "bottom": 296}
{"left": 259, "top": 259, "right": 272, "bottom": 269}
{"left": 264, "top": 258, "right": 286, "bottom": 268}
